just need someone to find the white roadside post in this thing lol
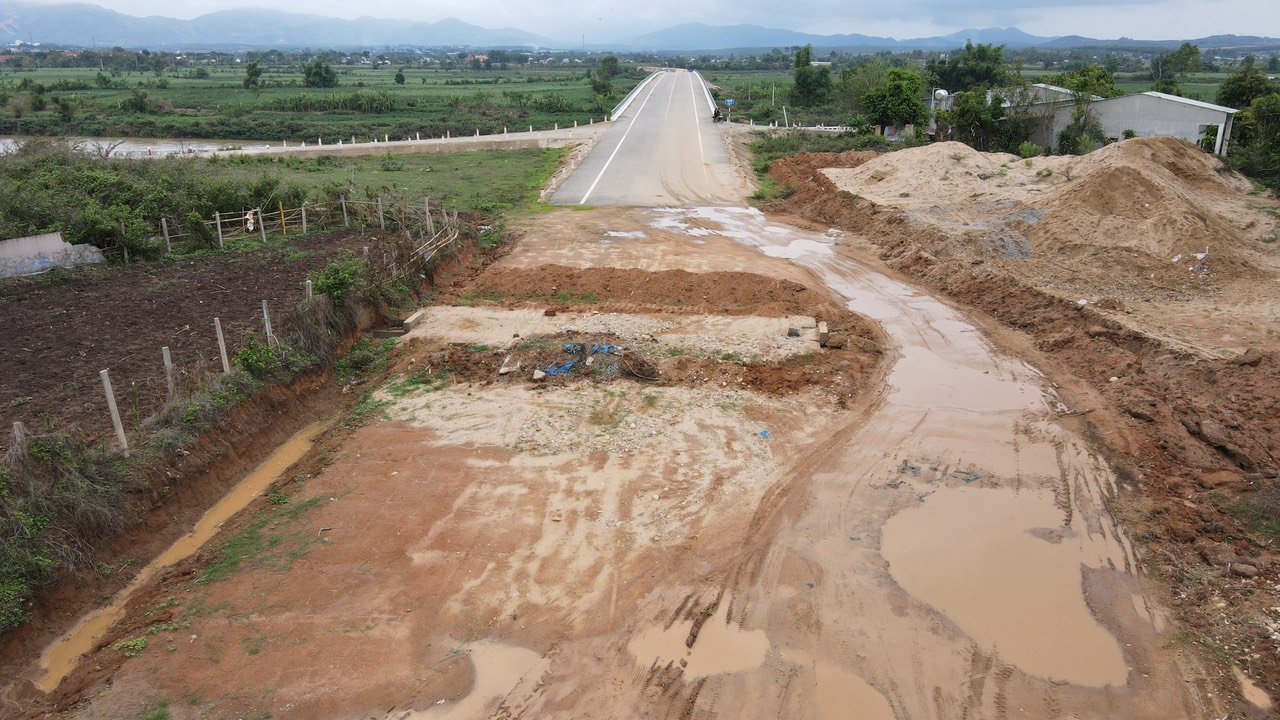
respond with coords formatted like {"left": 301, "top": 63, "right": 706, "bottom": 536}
{"left": 214, "top": 318, "right": 231, "bottom": 373}
{"left": 162, "top": 346, "right": 176, "bottom": 402}
{"left": 100, "top": 369, "right": 128, "bottom": 456}
{"left": 262, "top": 300, "right": 276, "bottom": 347}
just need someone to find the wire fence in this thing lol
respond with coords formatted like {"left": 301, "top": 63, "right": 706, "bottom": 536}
{"left": 11, "top": 196, "right": 467, "bottom": 456}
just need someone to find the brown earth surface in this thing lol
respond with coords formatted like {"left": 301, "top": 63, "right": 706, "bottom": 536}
{"left": 0, "top": 230, "right": 411, "bottom": 453}
{"left": 768, "top": 140, "right": 1280, "bottom": 708}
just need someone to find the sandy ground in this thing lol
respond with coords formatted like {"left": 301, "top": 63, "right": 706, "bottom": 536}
{"left": 822, "top": 139, "right": 1280, "bottom": 357}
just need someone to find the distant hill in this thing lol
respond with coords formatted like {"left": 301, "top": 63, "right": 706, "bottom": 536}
{"left": 0, "top": 1, "right": 554, "bottom": 49}
{"left": 0, "top": 2, "right": 1275, "bottom": 53}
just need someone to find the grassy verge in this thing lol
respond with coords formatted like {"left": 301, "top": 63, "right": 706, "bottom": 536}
{"left": 746, "top": 131, "right": 893, "bottom": 201}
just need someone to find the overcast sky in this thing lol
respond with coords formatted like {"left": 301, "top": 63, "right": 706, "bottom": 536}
{"left": 33, "top": 0, "right": 1280, "bottom": 41}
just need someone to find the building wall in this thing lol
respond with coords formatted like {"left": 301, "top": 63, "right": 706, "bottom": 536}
{"left": 1049, "top": 94, "right": 1234, "bottom": 154}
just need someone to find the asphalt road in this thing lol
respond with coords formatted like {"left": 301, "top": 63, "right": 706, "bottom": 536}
{"left": 550, "top": 70, "right": 747, "bottom": 207}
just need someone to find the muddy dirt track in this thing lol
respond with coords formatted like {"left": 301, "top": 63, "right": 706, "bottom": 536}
{"left": 6, "top": 127, "right": 1278, "bottom": 717}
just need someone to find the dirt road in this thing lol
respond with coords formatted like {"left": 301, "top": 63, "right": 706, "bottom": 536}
{"left": 12, "top": 81, "right": 1240, "bottom": 720}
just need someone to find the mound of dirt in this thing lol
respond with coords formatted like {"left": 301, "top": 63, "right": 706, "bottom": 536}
{"left": 447, "top": 265, "right": 856, "bottom": 320}
{"left": 821, "top": 138, "right": 1276, "bottom": 281}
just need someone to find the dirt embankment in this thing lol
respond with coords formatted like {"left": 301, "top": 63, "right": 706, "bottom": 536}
{"left": 769, "top": 142, "right": 1280, "bottom": 696}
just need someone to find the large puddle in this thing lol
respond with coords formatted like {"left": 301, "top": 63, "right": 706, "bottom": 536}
{"left": 35, "top": 419, "right": 328, "bottom": 692}
{"left": 404, "top": 640, "right": 548, "bottom": 719}
{"left": 660, "top": 207, "right": 1139, "bottom": 691}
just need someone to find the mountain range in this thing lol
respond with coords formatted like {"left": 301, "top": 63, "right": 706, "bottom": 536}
{"left": 1, "top": 1, "right": 1277, "bottom": 52}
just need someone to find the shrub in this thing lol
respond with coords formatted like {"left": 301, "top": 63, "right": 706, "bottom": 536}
{"left": 1122, "top": 129, "right": 1137, "bottom": 139}
{"left": 1018, "top": 141, "right": 1042, "bottom": 158}
{"left": 309, "top": 255, "right": 368, "bottom": 305}
{"left": 233, "top": 336, "right": 280, "bottom": 377}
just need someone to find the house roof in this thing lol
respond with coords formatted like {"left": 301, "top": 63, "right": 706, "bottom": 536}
{"left": 1031, "top": 83, "right": 1075, "bottom": 96}
{"left": 1140, "top": 91, "right": 1238, "bottom": 114}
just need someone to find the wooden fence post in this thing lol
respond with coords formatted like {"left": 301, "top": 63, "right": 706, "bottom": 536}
{"left": 160, "top": 218, "right": 171, "bottom": 253}
{"left": 341, "top": 196, "right": 349, "bottom": 226}
{"left": 214, "top": 318, "right": 230, "bottom": 373}
{"left": 214, "top": 212, "right": 224, "bottom": 248}
{"left": 162, "top": 346, "right": 176, "bottom": 402}
{"left": 377, "top": 197, "right": 386, "bottom": 230}
{"left": 257, "top": 209, "right": 268, "bottom": 243}
{"left": 100, "top": 369, "right": 128, "bottom": 456}
{"left": 279, "top": 201, "right": 288, "bottom": 236}
{"left": 262, "top": 300, "right": 276, "bottom": 347}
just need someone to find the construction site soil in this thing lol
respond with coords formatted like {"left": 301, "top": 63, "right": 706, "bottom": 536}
{"left": 768, "top": 137, "right": 1280, "bottom": 703}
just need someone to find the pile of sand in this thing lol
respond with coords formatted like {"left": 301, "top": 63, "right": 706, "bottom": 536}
{"left": 822, "top": 138, "right": 1273, "bottom": 274}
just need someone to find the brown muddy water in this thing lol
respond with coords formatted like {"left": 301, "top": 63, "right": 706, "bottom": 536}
{"left": 34, "top": 419, "right": 329, "bottom": 693}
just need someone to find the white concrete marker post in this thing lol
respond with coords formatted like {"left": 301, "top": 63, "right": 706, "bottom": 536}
{"left": 160, "top": 218, "right": 171, "bottom": 253}
{"left": 162, "top": 346, "right": 176, "bottom": 402}
{"left": 214, "top": 318, "right": 231, "bottom": 374}
{"left": 257, "top": 209, "right": 267, "bottom": 243}
{"left": 100, "top": 369, "right": 128, "bottom": 456}
{"left": 305, "top": 279, "right": 313, "bottom": 300}
{"left": 301, "top": 204, "right": 308, "bottom": 234}
{"left": 262, "top": 300, "right": 276, "bottom": 347}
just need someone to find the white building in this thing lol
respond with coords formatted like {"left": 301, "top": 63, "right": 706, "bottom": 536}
{"left": 1048, "top": 91, "right": 1237, "bottom": 155}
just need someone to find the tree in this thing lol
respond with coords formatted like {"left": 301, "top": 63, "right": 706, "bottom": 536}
{"left": 394, "top": 68, "right": 406, "bottom": 85}
{"left": 790, "top": 45, "right": 831, "bottom": 107}
{"left": 302, "top": 60, "right": 338, "bottom": 88}
{"left": 942, "top": 87, "right": 1037, "bottom": 153}
{"left": 927, "top": 41, "right": 1010, "bottom": 91}
{"left": 834, "top": 61, "right": 890, "bottom": 117}
{"left": 862, "top": 69, "right": 926, "bottom": 127}
{"left": 597, "top": 55, "right": 620, "bottom": 81}
{"left": 1052, "top": 64, "right": 1120, "bottom": 98}
{"left": 1228, "top": 93, "right": 1280, "bottom": 188}
{"left": 1150, "top": 42, "right": 1202, "bottom": 90}
{"left": 243, "top": 61, "right": 262, "bottom": 91}
{"left": 1216, "top": 58, "right": 1278, "bottom": 109}
{"left": 1269, "top": 56, "right": 1280, "bottom": 73}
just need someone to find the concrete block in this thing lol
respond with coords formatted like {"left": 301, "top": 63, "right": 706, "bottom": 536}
{"left": 817, "top": 321, "right": 830, "bottom": 346}
{"left": 403, "top": 309, "right": 427, "bottom": 330}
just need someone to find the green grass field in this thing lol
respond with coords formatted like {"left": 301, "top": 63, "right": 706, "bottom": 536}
{"left": 207, "top": 148, "right": 567, "bottom": 213}
{"left": 0, "top": 65, "right": 641, "bottom": 142}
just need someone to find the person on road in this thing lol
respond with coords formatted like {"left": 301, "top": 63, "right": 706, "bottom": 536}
{"left": 712, "top": 108, "right": 723, "bottom": 122}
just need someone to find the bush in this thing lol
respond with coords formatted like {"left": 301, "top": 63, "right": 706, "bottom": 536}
{"left": 233, "top": 336, "right": 280, "bottom": 377}
{"left": 309, "top": 255, "right": 368, "bottom": 305}
{"left": 1018, "top": 141, "right": 1042, "bottom": 158}
{"left": 1122, "top": 129, "right": 1137, "bottom": 139}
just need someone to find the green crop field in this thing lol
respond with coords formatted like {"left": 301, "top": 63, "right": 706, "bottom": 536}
{"left": 0, "top": 65, "right": 642, "bottom": 142}
{"left": 1113, "top": 71, "right": 1230, "bottom": 103}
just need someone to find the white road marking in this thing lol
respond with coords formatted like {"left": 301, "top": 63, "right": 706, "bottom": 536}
{"left": 688, "top": 72, "right": 708, "bottom": 184}
{"left": 579, "top": 72, "right": 665, "bottom": 205}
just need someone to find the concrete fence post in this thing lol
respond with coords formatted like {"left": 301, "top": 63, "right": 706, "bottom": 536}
{"left": 257, "top": 208, "right": 267, "bottom": 243}
{"left": 214, "top": 317, "right": 230, "bottom": 374}
{"left": 301, "top": 203, "right": 308, "bottom": 234}
{"left": 100, "top": 369, "right": 128, "bottom": 456}
{"left": 262, "top": 300, "right": 276, "bottom": 347}
{"left": 162, "top": 346, "right": 176, "bottom": 402}
{"left": 160, "top": 217, "right": 171, "bottom": 253}
{"left": 529, "top": 124, "right": 533, "bottom": 133}
{"left": 13, "top": 421, "right": 26, "bottom": 447}
{"left": 305, "top": 279, "right": 313, "bottom": 300}
{"left": 341, "top": 196, "right": 349, "bottom": 226}
{"left": 377, "top": 197, "right": 386, "bottom": 230}
{"left": 214, "top": 212, "right": 224, "bottom": 248}
{"left": 475, "top": 128, "right": 479, "bottom": 137}
{"left": 384, "top": 134, "right": 389, "bottom": 143}
{"left": 416, "top": 132, "right": 420, "bottom": 140}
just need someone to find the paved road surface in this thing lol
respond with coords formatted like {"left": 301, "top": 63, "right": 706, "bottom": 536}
{"left": 550, "top": 70, "right": 747, "bottom": 206}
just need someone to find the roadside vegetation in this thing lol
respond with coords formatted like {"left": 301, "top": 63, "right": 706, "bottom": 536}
{"left": 0, "top": 140, "right": 564, "bottom": 258}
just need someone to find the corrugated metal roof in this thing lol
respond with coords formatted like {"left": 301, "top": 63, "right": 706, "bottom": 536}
{"left": 1140, "top": 91, "right": 1239, "bottom": 114}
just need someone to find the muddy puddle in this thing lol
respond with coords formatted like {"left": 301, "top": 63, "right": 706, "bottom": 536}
{"left": 402, "top": 640, "right": 547, "bottom": 719}
{"left": 1234, "top": 666, "right": 1273, "bottom": 711}
{"left": 33, "top": 419, "right": 328, "bottom": 693}
{"left": 628, "top": 600, "right": 769, "bottom": 678}
{"left": 644, "top": 207, "right": 1201, "bottom": 716}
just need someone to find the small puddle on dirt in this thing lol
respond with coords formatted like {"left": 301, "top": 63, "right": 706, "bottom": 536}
{"left": 628, "top": 600, "right": 769, "bottom": 678}
{"left": 404, "top": 640, "right": 547, "bottom": 719}
{"left": 34, "top": 419, "right": 328, "bottom": 692}
{"left": 1234, "top": 666, "right": 1274, "bottom": 711}
{"left": 881, "top": 486, "right": 1128, "bottom": 687}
